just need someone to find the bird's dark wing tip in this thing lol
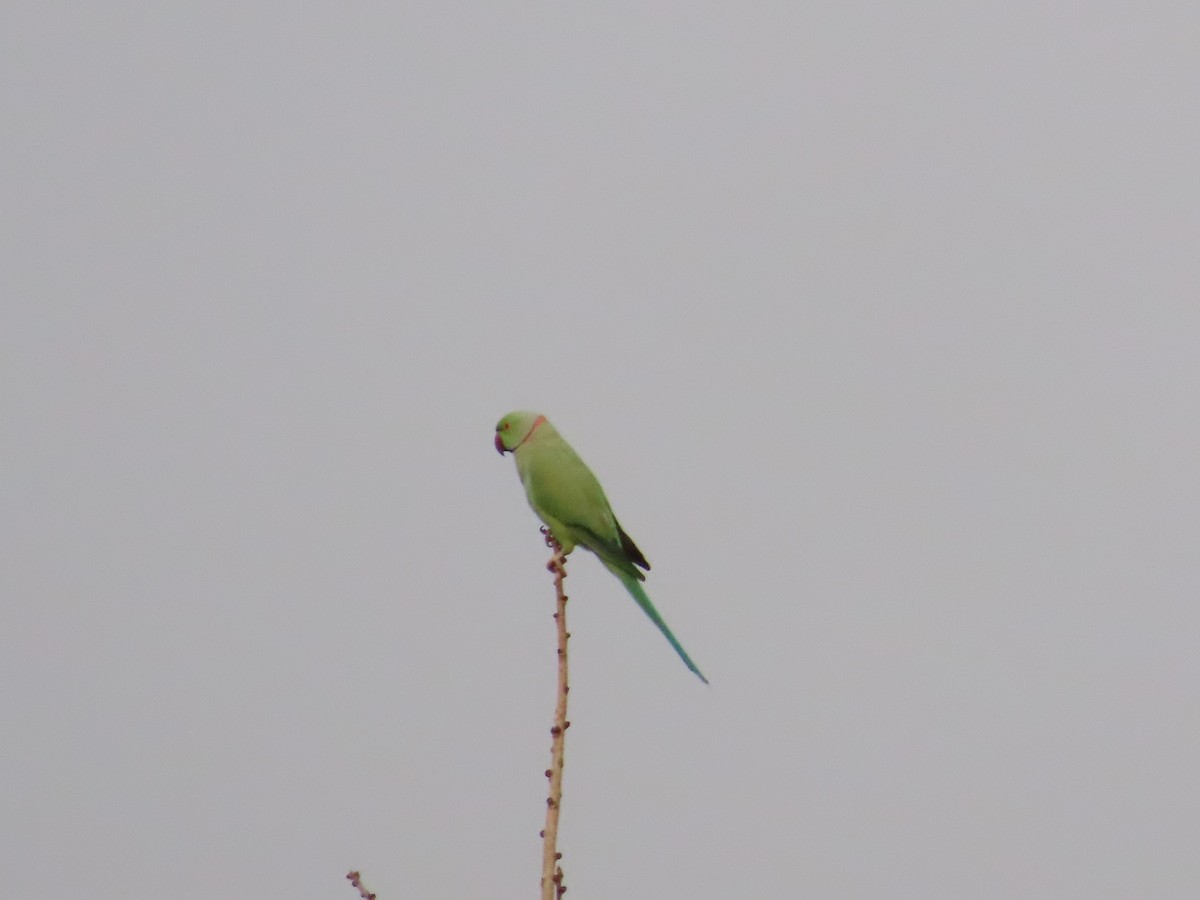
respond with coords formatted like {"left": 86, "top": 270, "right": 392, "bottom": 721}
{"left": 616, "top": 521, "right": 650, "bottom": 571}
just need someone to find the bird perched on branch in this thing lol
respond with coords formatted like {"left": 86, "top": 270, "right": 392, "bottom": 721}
{"left": 494, "top": 410, "right": 707, "bottom": 684}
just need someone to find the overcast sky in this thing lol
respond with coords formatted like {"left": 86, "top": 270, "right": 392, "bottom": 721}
{"left": 3, "top": 3, "right": 1199, "bottom": 898}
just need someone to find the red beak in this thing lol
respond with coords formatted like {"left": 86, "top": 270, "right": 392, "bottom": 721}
{"left": 495, "top": 432, "right": 507, "bottom": 455}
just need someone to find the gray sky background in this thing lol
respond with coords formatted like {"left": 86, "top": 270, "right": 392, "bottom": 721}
{"left": 3, "top": 3, "right": 1198, "bottom": 898}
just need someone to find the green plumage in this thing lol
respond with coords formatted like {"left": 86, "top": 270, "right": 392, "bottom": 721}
{"left": 495, "top": 410, "right": 707, "bottom": 684}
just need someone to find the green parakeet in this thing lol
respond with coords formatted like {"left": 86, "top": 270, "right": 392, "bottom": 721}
{"left": 494, "top": 410, "right": 708, "bottom": 684}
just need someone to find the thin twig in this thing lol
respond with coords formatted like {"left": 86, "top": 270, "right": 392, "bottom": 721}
{"left": 540, "top": 527, "right": 569, "bottom": 900}
{"left": 346, "top": 870, "right": 376, "bottom": 900}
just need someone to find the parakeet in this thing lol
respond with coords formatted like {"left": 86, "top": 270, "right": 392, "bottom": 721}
{"left": 494, "top": 410, "right": 707, "bottom": 684}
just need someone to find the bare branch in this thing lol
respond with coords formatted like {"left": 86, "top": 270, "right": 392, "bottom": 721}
{"left": 346, "top": 870, "right": 376, "bottom": 900}
{"left": 540, "top": 527, "right": 570, "bottom": 900}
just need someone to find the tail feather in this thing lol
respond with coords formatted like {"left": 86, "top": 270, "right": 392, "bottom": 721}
{"left": 616, "top": 571, "right": 708, "bottom": 684}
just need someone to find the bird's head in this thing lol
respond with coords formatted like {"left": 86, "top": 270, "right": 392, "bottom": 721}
{"left": 494, "top": 410, "right": 548, "bottom": 455}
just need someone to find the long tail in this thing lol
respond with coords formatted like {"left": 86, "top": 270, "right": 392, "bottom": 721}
{"left": 617, "top": 572, "right": 709, "bottom": 684}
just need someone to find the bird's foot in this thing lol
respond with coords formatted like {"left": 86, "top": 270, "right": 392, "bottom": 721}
{"left": 540, "top": 527, "right": 567, "bottom": 575}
